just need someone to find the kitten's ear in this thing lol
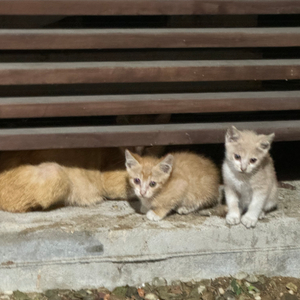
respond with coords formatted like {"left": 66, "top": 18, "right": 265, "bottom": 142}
{"left": 226, "top": 126, "right": 240, "bottom": 143}
{"left": 259, "top": 133, "right": 275, "bottom": 151}
{"left": 159, "top": 154, "right": 174, "bottom": 174}
{"left": 125, "top": 150, "right": 140, "bottom": 169}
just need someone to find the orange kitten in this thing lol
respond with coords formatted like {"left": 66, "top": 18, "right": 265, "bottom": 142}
{"left": 125, "top": 150, "right": 220, "bottom": 221}
{"left": 0, "top": 148, "right": 132, "bottom": 213}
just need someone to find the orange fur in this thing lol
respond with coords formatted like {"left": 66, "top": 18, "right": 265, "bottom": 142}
{"left": 0, "top": 148, "right": 132, "bottom": 213}
{"left": 125, "top": 151, "right": 220, "bottom": 221}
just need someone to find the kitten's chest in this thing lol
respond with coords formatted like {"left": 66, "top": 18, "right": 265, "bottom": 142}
{"left": 236, "top": 180, "right": 252, "bottom": 198}
{"left": 224, "top": 163, "right": 253, "bottom": 197}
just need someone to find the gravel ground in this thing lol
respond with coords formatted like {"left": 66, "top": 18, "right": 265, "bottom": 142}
{"left": 2, "top": 275, "right": 300, "bottom": 300}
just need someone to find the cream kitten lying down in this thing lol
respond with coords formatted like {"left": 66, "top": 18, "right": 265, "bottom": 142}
{"left": 125, "top": 150, "right": 220, "bottom": 221}
{"left": 223, "top": 126, "right": 278, "bottom": 228}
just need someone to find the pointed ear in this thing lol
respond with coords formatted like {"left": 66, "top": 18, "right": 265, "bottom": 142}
{"left": 226, "top": 126, "right": 240, "bottom": 143}
{"left": 259, "top": 133, "right": 275, "bottom": 151}
{"left": 159, "top": 154, "right": 174, "bottom": 174}
{"left": 125, "top": 149, "right": 140, "bottom": 169}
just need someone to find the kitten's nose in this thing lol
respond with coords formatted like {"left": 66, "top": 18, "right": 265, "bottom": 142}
{"left": 240, "top": 161, "right": 247, "bottom": 172}
{"left": 140, "top": 190, "right": 146, "bottom": 196}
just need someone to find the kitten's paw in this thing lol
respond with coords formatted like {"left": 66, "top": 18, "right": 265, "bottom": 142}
{"left": 140, "top": 205, "right": 148, "bottom": 214}
{"left": 226, "top": 212, "right": 241, "bottom": 225}
{"left": 146, "top": 210, "right": 163, "bottom": 221}
{"left": 259, "top": 211, "right": 266, "bottom": 220}
{"left": 177, "top": 206, "right": 194, "bottom": 215}
{"left": 241, "top": 214, "right": 258, "bottom": 228}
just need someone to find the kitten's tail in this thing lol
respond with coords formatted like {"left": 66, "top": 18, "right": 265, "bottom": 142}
{"left": 0, "top": 163, "right": 70, "bottom": 213}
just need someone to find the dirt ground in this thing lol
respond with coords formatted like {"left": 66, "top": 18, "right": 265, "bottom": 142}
{"left": 3, "top": 275, "right": 300, "bottom": 300}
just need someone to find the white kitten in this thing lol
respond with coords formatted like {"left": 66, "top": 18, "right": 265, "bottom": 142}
{"left": 222, "top": 126, "right": 278, "bottom": 228}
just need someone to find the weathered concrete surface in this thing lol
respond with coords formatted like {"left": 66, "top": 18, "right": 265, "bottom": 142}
{"left": 0, "top": 181, "right": 299, "bottom": 292}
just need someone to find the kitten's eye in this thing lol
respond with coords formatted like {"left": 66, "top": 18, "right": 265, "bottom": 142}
{"left": 133, "top": 178, "right": 140, "bottom": 185}
{"left": 234, "top": 154, "right": 241, "bottom": 160}
{"left": 250, "top": 158, "right": 257, "bottom": 164}
{"left": 149, "top": 181, "right": 156, "bottom": 188}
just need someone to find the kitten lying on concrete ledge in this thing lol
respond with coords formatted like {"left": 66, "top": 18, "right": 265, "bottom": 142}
{"left": 125, "top": 150, "right": 220, "bottom": 221}
{"left": 0, "top": 148, "right": 133, "bottom": 213}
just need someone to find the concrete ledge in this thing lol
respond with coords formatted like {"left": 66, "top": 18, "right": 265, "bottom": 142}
{"left": 0, "top": 181, "right": 299, "bottom": 292}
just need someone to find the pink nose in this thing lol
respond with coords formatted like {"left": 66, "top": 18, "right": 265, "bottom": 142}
{"left": 140, "top": 190, "right": 146, "bottom": 196}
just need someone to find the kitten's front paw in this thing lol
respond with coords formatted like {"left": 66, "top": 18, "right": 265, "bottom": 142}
{"left": 226, "top": 212, "right": 241, "bottom": 225}
{"left": 241, "top": 214, "right": 258, "bottom": 228}
{"left": 140, "top": 205, "right": 148, "bottom": 214}
{"left": 146, "top": 210, "right": 163, "bottom": 222}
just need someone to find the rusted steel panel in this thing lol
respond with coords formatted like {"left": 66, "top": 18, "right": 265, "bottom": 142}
{"left": 0, "top": 0, "right": 299, "bottom": 15}
{"left": 1, "top": 28, "right": 300, "bottom": 50}
{"left": 0, "top": 91, "right": 299, "bottom": 118}
{"left": 0, "top": 121, "right": 299, "bottom": 150}
{"left": 0, "top": 60, "right": 300, "bottom": 85}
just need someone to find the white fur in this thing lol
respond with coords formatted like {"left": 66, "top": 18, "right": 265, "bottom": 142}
{"left": 146, "top": 210, "right": 163, "bottom": 221}
{"left": 223, "top": 127, "right": 278, "bottom": 228}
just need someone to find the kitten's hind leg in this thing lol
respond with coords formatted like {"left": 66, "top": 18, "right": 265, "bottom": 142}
{"left": 176, "top": 195, "right": 219, "bottom": 215}
{"left": 33, "top": 163, "right": 71, "bottom": 210}
{"left": 176, "top": 206, "right": 198, "bottom": 215}
{"left": 263, "top": 184, "right": 278, "bottom": 214}
{"left": 259, "top": 198, "right": 276, "bottom": 221}
{"left": 259, "top": 211, "right": 266, "bottom": 219}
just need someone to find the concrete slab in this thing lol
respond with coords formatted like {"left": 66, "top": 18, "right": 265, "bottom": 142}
{"left": 0, "top": 181, "right": 299, "bottom": 292}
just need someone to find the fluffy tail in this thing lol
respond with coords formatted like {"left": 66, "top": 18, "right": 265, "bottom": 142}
{"left": 0, "top": 163, "right": 70, "bottom": 213}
